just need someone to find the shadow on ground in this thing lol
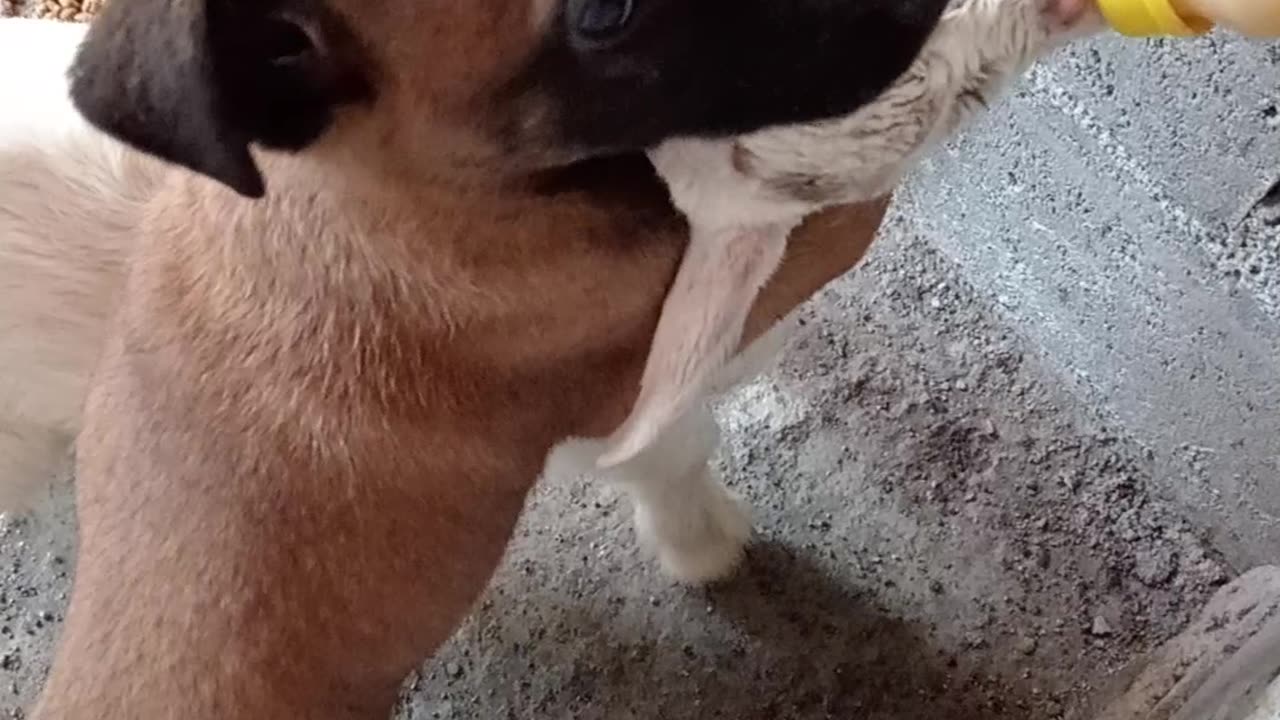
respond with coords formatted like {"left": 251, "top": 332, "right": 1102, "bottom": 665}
{"left": 411, "top": 540, "right": 1035, "bottom": 720}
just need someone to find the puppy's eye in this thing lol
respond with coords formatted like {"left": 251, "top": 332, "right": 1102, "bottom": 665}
{"left": 261, "top": 16, "right": 315, "bottom": 66}
{"left": 568, "top": 0, "right": 636, "bottom": 45}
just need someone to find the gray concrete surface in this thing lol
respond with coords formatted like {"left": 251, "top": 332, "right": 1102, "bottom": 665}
{"left": 0, "top": 8, "right": 1277, "bottom": 720}
{"left": 899, "top": 31, "right": 1280, "bottom": 566}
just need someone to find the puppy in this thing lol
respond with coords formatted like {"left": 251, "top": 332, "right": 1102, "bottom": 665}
{"left": 0, "top": 0, "right": 951, "bottom": 717}
{"left": 600, "top": 0, "right": 1106, "bottom": 468}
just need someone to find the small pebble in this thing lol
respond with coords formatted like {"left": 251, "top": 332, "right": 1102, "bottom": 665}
{"left": 1134, "top": 545, "right": 1178, "bottom": 587}
{"left": 1090, "top": 616, "right": 1114, "bottom": 637}
{"left": 1036, "top": 546, "right": 1052, "bottom": 569}
{"left": 1016, "top": 636, "right": 1038, "bottom": 655}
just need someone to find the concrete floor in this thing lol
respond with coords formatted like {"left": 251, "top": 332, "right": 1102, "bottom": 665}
{"left": 1, "top": 6, "right": 1276, "bottom": 720}
{"left": 901, "top": 30, "right": 1280, "bottom": 566}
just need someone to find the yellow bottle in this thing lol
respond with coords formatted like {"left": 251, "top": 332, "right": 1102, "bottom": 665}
{"left": 1096, "top": 0, "right": 1280, "bottom": 37}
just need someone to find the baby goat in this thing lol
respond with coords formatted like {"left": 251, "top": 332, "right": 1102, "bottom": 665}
{"left": 603, "top": 0, "right": 1104, "bottom": 470}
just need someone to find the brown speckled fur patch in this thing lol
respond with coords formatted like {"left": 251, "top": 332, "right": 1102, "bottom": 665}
{"left": 1, "top": 0, "right": 101, "bottom": 20}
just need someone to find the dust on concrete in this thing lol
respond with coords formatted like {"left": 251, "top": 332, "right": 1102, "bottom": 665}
{"left": 0, "top": 212, "right": 1230, "bottom": 719}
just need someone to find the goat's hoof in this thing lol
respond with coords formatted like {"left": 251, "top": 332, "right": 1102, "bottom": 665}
{"left": 636, "top": 485, "right": 752, "bottom": 586}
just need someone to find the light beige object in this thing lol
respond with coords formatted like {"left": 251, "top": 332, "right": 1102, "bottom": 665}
{"left": 1239, "top": 680, "right": 1280, "bottom": 720}
{"left": 1096, "top": 566, "right": 1280, "bottom": 720}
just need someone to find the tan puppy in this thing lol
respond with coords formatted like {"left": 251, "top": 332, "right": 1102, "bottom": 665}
{"left": 0, "top": 0, "right": 955, "bottom": 717}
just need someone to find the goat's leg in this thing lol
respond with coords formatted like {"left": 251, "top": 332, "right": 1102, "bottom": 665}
{"left": 600, "top": 317, "right": 793, "bottom": 584}
{"left": 603, "top": 406, "right": 751, "bottom": 585}
{"left": 544, "top": 316, "right": 793, "bottom": 584}
{"left": 600, "top": 222, "right": 790, "bottom": 467}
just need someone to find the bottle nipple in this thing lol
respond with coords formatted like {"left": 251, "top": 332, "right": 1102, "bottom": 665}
{"left": 1096, "top": 0, "right": 1214, "bottom": 36}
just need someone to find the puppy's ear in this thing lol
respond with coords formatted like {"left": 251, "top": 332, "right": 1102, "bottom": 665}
{"left": 599, "top": 224, "right": 790, "bottom": 468}
{"left": 69, "top": 0, "right": 375, "bottom": 198}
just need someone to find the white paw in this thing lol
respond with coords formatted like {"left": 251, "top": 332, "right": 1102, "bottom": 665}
{"left": 633, "top": 481, "right": 752, "bottom": 585}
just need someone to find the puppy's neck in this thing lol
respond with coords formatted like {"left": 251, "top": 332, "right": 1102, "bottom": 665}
{"left": 136, "top": 149, "right": 686, "bottom": 444}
